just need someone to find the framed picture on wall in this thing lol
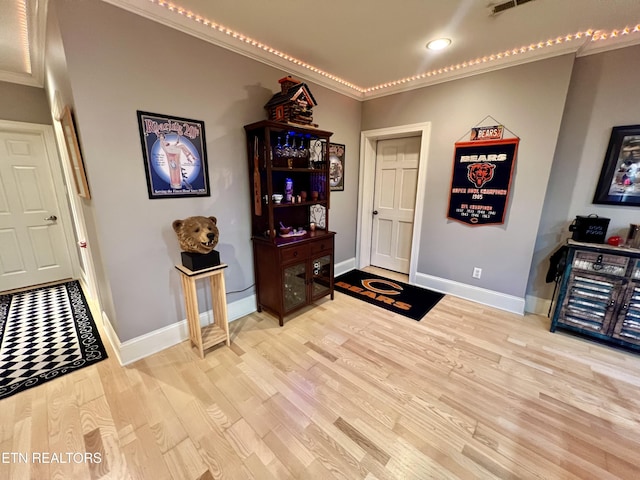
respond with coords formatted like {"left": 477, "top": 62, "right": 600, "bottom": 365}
{"left": 137, "top": 111, "right": 210, "bottom": 199}
{"left": 593, "top": 125, "right": 640, "bottom": 206}
{"left": 329, "top": 142, "right": 345, "bottom": 191}
{"left": 61, "top": 107, "right": 91, "bottom": 199}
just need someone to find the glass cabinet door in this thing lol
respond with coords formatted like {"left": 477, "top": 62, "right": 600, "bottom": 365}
{"left": 311, "top": 254, "right": 332, "bottom": 299}
{"left": 283, "top": 262, "right": 307, "bottom": 311}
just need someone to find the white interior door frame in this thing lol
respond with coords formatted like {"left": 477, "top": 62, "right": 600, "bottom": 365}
{"left": 357, "top": 122, "right": 431, "bottom": 284}
{"left": 0, "top": 119, "right": 82, "bottom": 287}
{"left": 50, "top": 111, "right": 100, "bottom": 302}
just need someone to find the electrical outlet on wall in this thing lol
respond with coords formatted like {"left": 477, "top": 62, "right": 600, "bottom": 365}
{"left": 472, "top": 267, "right": 482, "bottom": 279}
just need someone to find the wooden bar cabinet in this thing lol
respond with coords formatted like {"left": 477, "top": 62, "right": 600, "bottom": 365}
{"left": 245, "top": 120, "right": 335, "bottom": 325}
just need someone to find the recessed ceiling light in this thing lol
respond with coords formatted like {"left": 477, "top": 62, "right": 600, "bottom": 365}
{"left": 426, "top": 38, "right": 451, "bottom": 51}
{"left": 151, "top": 1, "right": 640, "bottom": 94}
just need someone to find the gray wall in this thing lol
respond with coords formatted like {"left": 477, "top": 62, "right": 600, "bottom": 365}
{"left": 0, "top": 81, "right": 51, "bottom": 125}
{"left": 53, "top": 0, "right": 361, "bottom": 342}
{"left": 46, "top": 0, "right": 640, "bottom": 339}
{"left": 527, "top": 44, "right": 640, "bottom": 304}
{"left": 362, "top": 55, "right": 574, "bottom": 299}
{"left": 45, "top": 1, "right": 112, "bottom": 319}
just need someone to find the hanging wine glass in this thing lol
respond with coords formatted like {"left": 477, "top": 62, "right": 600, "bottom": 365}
{"left": 283, "top": 134, "right": 292, "bottom": 159}
{"left": 306, "top": 135, "right": 313, "bottom": 168}
{"left": 298, "top": 136, "right": 307, "bottom": 160}
{"left": 310, "top": 139, "right": 323, "bottom": 169}
{"left": 274, "top": 137, "right": 283, "bottom": 158}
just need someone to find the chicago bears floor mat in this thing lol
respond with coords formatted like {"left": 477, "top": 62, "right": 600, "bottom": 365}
{"left": 334, "top": 269, "right": 444, "bottom": 321}
{"left": 0, "top": 280, "right": 107, "bottom": 400}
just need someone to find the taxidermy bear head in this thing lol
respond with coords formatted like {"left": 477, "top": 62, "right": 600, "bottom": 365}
{"left": 172, "top": 216, "right": 219, "bottom": 254}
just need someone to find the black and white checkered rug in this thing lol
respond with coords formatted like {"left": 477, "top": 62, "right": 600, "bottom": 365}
{"left": 0, "top": 280, "right": 107, "bottom": 400}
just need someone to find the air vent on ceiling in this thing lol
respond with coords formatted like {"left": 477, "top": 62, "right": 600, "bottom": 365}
{"left": 491, "top": 0, "right": 535, "bottom": 15}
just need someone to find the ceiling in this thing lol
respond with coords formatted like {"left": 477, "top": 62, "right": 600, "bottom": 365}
{"left": 4, "top": 0, "right": 640, "bottom": 99}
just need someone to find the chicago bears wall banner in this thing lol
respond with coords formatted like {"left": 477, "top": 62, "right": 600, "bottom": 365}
{"left": 447, "top": 138, "right": 519, "bottom": 225}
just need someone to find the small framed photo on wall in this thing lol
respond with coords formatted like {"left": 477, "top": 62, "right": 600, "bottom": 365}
{"left": 329, "top": 142, "right": 345, "bottom": 191}
{"left": 593, "top": 125, "right": 640, "bottom": 206}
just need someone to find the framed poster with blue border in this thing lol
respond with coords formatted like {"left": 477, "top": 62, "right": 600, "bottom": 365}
{"left": 446, "top": 138, "right": 519, "bottom": 226}
{"left": 137, "top": 111, "right": 210, "bottom": 199}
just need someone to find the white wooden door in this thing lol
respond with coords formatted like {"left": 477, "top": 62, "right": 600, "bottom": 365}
{"left": 370, "top": 136, "right": 420, "bottom": 274}
{"left": 0, "top": 128, "right": 73, "bottom": 291}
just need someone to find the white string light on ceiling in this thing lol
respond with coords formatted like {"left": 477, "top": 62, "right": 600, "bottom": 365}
{"left": 147, "top": 0, "right": 640, "bottom": 96}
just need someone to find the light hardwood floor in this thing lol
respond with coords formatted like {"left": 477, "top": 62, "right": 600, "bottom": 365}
{"left": 2, "top": 284, "right": 640, "bottom": 479}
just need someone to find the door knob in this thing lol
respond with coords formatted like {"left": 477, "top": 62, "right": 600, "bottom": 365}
{"left": 44, "top": 215, "right": 58, "bottom": 221}
{"left": 373, "top": 210, "right": 378, "bottom": 215}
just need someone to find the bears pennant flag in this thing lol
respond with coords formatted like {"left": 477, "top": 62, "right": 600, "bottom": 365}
{"left": 447, "top": 138, "right": 519, "bottom": 226}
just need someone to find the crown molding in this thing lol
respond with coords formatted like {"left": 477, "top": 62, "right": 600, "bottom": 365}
{"left": 101, "top": 1, "right": 640, "bottom": 102}
{"left": 101, "top": 0, "right": 365, "bottom": 100}
{"left": 28, "top": 0, "right": 48, "bottom": 88}
{"left": 0, "top": 70, "right": 41, "bottom": 87}
{"left": 576, "top": 31, "right": 640, "bottom": 58}
{"left": 0, "top": 0, "right": 47, "bottom": 88}
{"left": 361, "top": 42, "right": 582, "bottom": 100}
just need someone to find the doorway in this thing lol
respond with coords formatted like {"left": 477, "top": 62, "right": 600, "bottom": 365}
{"left": 370, "top": 136, "right": 420, "bottom": 274}
{"left": 357, "top": 122, "right": 431, "bottom": 284}
{"left": 0, "top": 120, "right": 78, "bottom": 292}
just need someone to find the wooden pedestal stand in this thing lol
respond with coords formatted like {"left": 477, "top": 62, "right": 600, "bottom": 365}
{"left": 175, "top": 263, "right": 230, "bottom": 358}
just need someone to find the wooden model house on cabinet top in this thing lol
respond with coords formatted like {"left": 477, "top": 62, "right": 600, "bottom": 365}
{"left": 265, "top": 76, "right": 318, "bottom": 127}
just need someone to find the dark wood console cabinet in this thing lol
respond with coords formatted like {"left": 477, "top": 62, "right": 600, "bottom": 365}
{"left": 551, "top": 240, "right": 640, "bottom": 352}
{"left": 245, "top": 120, "right": 334, "bottom": 325}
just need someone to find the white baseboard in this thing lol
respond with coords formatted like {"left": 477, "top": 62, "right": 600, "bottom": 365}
{"left": 335, "top": 257, "right": 356, "bottom": 277}
{"left": 100, "top": 267, "right": 528, "bottom": 365}
{"left": 525, "top": 295, "right": 553, "bottom": 316}
{"left": 101, "top": 311, "right": 123, "bottom": 366}
{"left": 414, "top": 272, "right": 525, "bottom": 315}
{"left": 227, "top": 294, "right": 258, "bottom": 323}
{"left": 331, "top": 259, "right": 525, "bottom": 315}
{"left": 102, "top": 294, "right": 257, "bottom": 365}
